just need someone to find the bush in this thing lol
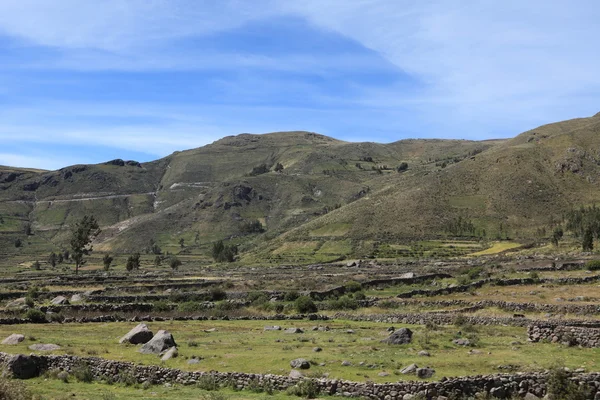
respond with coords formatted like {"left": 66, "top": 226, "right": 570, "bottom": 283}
{"left": 0, "top": 375, "right": 33, "bottom": 400}
{"left": 248, "top": 291, "right": 268, "bottom": 306}
{"left": 585, "top": 260, "right": 600, "bottom": 271}
{"left": 344, "top": 281, "right": 362, "bottom": 293}
{"left": 25, "top": 309, "right": 46, "bottom": 323}
{"left": 327, "top": 295, "right": 358, "bottom": 310}
{"left": 153, "top": 300, "right": 171, "bottom": 312}
{"left": 546, "top": 365, "right": 590, "bottom": 400}
{"left": 126, "top": 253, "right": 141, "bottom": 271}
{"left": 210, "top": 288, "right": 227, "bottom": 301}
{"left": 212, "top": 241, "right": 238, "bottom": 262}
{"left": 240, "top": 220, "right": 264, "bottom": 234}
{"left": 169, "top": 256, "right": 182, "bottom": 271}
{"left": 197, "top": 374, "right": 219, "bottom": 391}
{"left": 177, "top": 301, "right": 202, "bottom": 313}
{"left": 295, "top": 296, "right": 317, "bottom": 313}
{"left": 353, "top": 291, "right": 366, "bottom": 300}
{"left": 284, "top": 291, "right": 300, "bottom": 302}
{"left": 286, "top": 379, "right": 320, "bottom": 398}
{"left": 73, "top": 361, "right": 94, "bottom": 383}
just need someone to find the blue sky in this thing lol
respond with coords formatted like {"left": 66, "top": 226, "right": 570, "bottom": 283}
{"left": 1, "top": 1, "right": 599, "bottom": 170}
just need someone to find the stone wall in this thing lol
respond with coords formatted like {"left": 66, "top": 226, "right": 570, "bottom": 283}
{"left": 528, "top": 322, "right": 600, "bottom": 347}
{"left": 1, "top": 352, "right": 599, "bottom": 399}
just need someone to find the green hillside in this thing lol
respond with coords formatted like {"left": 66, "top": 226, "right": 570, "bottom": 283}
{"left": 2, "top": 113, "right": 600, "bottom": 263}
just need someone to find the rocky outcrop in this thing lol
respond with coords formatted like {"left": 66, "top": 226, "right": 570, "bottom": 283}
{"left": 119, "top": 323, "right": 154, "bottom": 345}
{"left": 140, "top": 330, "right": 176, "bottom": 354}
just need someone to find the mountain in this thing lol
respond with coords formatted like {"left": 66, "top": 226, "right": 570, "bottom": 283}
{"left": 1, "top": 112, "right": 600, "bottom": 263}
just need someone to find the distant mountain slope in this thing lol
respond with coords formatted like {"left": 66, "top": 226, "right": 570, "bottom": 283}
{"left": 5, "top": 112, "right": 600, "bottom": 261}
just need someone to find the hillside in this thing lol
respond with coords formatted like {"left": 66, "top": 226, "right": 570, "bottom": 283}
{"left": 1, "top": 113, "right": 600, "bottom": 263}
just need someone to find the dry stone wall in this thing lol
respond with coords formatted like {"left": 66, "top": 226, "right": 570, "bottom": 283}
{"left": 528, "top": 322, "right": 600, "bottom": 347}
{"left": 1, "top": 352, "right": 599, "bottom": 399}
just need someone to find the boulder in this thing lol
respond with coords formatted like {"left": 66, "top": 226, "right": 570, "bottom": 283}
{"left": 6, "top": 298, "right": 27, "bottom": 310}
{"left": 7, "top": 354, "right": 43, "bottom": 379}
{"left": 50, "top": 296, "right": 69, "bottom": 306}
{"left": 416, "top": 367, "right": 435, "bottom": 379}
{"left": 341, "top": 360, "right": 352, "bottom": 366}
{"left": 140, "top": 330, "right": 177, "bottom": 354}
{"left": 313, "top": 347, "right": 322, "bottom": 352}
{"left": 2, "top": 333, "right": 25, "bottom": 345}
{"left": 264, "top": 325, "right": 281, "bottom": 331}
{"left": 289, "top": 369, "right": 304, "bottom": 379}
{"left": 160, "top": 346, "right": 178, "bottom": 361}
{"left": 400, "top": 364, "right": 418, "bottom": 374}
{"left": 188, "top": 357, "right": 201, "bottom": 365}
{"left": 284, "top": 327, "right": 304, "bottom": 334}
{"left": 400, "top": 272, "right": 415, "bottom": 279}
{"left": 70, "top": 294, "right": 84, "bottom": 303}
{"left": 417, "top": 350, "right": 430, "bottom": 357}
{"left": 382, "top": 328, "right": 413, "bottom": 345}
{"left": 28, "top": 343, "right": 60, "bottom": 351}
{"left": 290, "top": 358, "right": 310, "bottom": 369}
{"left": 453, "top": 338, "right": 471, "bottom": 346}
{"left": 119, "top": 323, "right": 154, "bottom": 344}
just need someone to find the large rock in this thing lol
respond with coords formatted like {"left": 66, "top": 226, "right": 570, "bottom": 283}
{"left": 400, "top": 364, "right": 418, "bottom": 374}
{"left": 7, "top": 354, "right": 43, "bottom": 379}
{"left": 140, "top": 330, "right": 176, "bottom": 354}
{"left": 2, "top": 333, "right": 25, "bottom": 345}
{"left": 70, "top": 294, "right": 84, "bottom": 303}
{"left": 264, "top": 325, "right": 281, "bottom": 331}
{"left": 400, "top": 272, "right": 415, "bottom": 279}
{"left": 416, "top": 367, "right": 435, "bottom": 379}
{"left": 290, "top": 358, "right": 310, "bottom": 369}
{"left": 160, "top": 346, "right": 178, "bottom": 361}
{"left": 6, "top": 298, "right": 27, "bottom": 310}
{"left": 50, "top": 296, "right": 69, "bottom": 305}
{"left": 382, "top": 328, "right": 413, "bottom": 345}
{"left": 119, "top": 323, "right": 154, "bottom": 345}
{"left": 284, "top": 327, "right": 304, "bottom": 334}
{"left": 29, "top": 343, "right": 61, "bottom": 351}
{"left": 453, "top": 338, "right": 471, "bottom": 346}
{"left": 289, "top": 369, "right": 304, "bottom": 379}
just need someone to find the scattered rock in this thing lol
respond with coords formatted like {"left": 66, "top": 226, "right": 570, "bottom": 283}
{"left": 417, "top": 350, "right": 430, "bottom": 357}
{"left": 378, "top": 372, "right": 390, "bottom": 377}
{"left": 453, "top": 339, "right": 471, "bottom": 346}
{"left": 341, "top": 360, "right": 352, "bottom": 366}
{"left": 284, "top": 327, "right": 304, "bottom": 334}
{"left": 313, "top": 347, "right": 322, "bottom": 352}
{"left": 188, "top": 357, "right": 200, "bottom": 365}
{"left": 50, "top": 296, "right": 69, "bottom": 306}
{"left": 2, "top": 333, "right": 25, "bottom": 345}
{"left": 382, "top": 328, "right": 413, "bottom": 345}
{"left": 119, "top": 323, "right": 154, "bottom": 345}
{"left": 264, "top": 326, "right": 281, "bottom": 331}
{"left": 160, "top": 346, "right": 178, "bottom": 361}
{"left": 490, "top": 387, "right": 506, "bottom": 398}
{"left": 140, "top": 330, "right": 177, "bottom": 354}
{"left": 346, "top": 329, "right": 355, "bottom": 334}
{"left": 28, "top": 343, "right": 61, "bottom": 351}
{"left": 70, "top": 294, "right": 84, "bottom": 303}
{"left": 400, "top": 364, "right": 418, "bottom": 374}
{"left": 416, "top": 367, "right": 435, "bottom": 379}
{"left": 290, "top": 358, "right": 310, "bottom": 369}
{"left": 289, "top": 369, "right": 304, "bottom": 379}
{"left": 7, "top": 354, "right": 42, "bottom": 379}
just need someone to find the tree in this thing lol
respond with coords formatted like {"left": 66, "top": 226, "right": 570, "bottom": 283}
{"left": 551, "top": 226, "right": 564, "bottom": 247}
{"left": 63, "top": 250, "right": 70, "bottom": 261}
{"left": 32, "top": 261, "right": 41, "bottom": 270}
{"left": 169, "top": 256, "right": 182, "bottom": 271}
{"left": 70, "top": 215, "right": 101, "bottom": 274}
{"left": 23, "top": 222, "right": 32, "bottom": 236}
{"left": 57, "top": 252, "right": 64, "bottom": 264}
{"left": 582, "top": 228, "right": 594, "bottom": 251}
{"left": 154, "top": 255, "right": 162, "bottom": 266}
{"left": 126, "top": 253, "right": 141, "bottom": 271}
{"left": 14, "top": 238, "right": 22, "bottom": 248}
{"left": 212, "top": 240, "right": 238, "bottom": 262}
{"left": 48, "top": 252, "right": 57, "bottom": 268}
{"left": 396, "top": 162, "right": 408, "bottom": 172}
{"left": 274, "top": 162, "right": 284, "bottom": 172}
{"left": 102, "top": 254, "right": 113, "bottom": 271}
{"left": 179, "top": 238, "right": 185, "bottom": 249}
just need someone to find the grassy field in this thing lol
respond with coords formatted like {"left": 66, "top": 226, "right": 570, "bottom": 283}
{"left": 1, "top": 319, "right": 598, "bottom": 383}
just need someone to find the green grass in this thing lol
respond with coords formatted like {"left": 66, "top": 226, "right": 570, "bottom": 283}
{"left": 25, "top": 378, "right": 295, "bottom": 400}
{"left": 1, "top": 319, "right": 598, "bottom": 383}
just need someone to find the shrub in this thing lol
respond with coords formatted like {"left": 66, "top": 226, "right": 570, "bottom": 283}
{"left": 153, "top": 300, "right": 171, "bottom": 312}
{"left": 240, "top": 220, "right": 264, "bottom": 234}
{"left": 210, "top": 288, "right": 227, "bottom": 301}
{"left": 284, "top": 291, "right": 300, "bottom": 302}
{"left": 0, "top": 375, "right": 33, "bottom": 400}
{"left": 24, "top": 296, "right": 34, "bottom": 308}
{"left": 126, "top": 253, "right": 141, "bottom": 271}
{"left": 585, "top": 260, "right": 600, "bottom": 271}
{"left": 327, "top": 295, "right": 358, "bottom": 310}
{"left": 14, "top": 238, "right": 22, "bottom": 248}
{"left": 178, "top": 301, "right": 202, "bottom": 313}
{"left": 25, "top": 309, "right": 46, "bottom": 323}
{"left": 353, "top": 291, "right": 366, "bottom": 300}
{"left": 169, "top": 256, "right": 182, "bottom": 271}
{"left": 72, "top": 361, "right": 94, "bottom": 383}
{"left": 116, "top": 369, "right": 138, "bottom": 386}
{"left": 197, "top": 374, "right": 219, "bottom": 391}
{"left": 286, "top": 379, "right": 320, "bottom": 398}
{"left": 295, "top": 296, "right": 317, "bottom": 313}
{"left": 212, "top": 241, "right": 238, "bottom": 262}
{"left": 248, "top": 291, "right": 268, "bottom": 306}
{"left": 546, "top": 365, "right": 590, "bottom": 400}
{"left": 453, "top": 314, "right": 468, "bottom": 327}
{"left": 344, "top": 281, "right": 362, "bottom": 293}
